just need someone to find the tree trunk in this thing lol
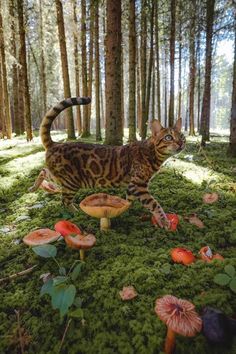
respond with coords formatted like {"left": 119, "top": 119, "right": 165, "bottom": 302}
{"left": 94, "top": 0, "right": 102, "bottom": 141}
{"left": 164, "top": 45, "right": 168, "bottom": 127}
{"left": 81, "top": 0, "right": 90, "bottom": 137}
{"left": 189, "top": 0, "right": 196, "bottom": 136}
{"left": 72, "top": 0, "right": 82, "bottom": 135}
{"left": 144, "top": 0, "right": 154, "bottom": 135}
{"left": 177, "top": 4, "right": 182, "bottom": 120}
{"left": 88, "top": 0, "right": 94, "bottom": 128}
{"left": 228, "top": 14, "right": 236, "bottom": 156}
{"left": 155, "top": 0, "right": 161, "bottom": 120}
{"left": 200, "top": 0, "right": 215, "bottom": 146}
{"left": 168, "top": 0, "right": 176, "bottom": 127}
{"left": 0, "top": 7, "right": 12, "bottom": 139}
{"left": 18, "top": 0, "right": 33, "bottom": 141}
{"left": 197, "top": 27, "right": 201, "bottom": 132}
{"left": 0, "top": 59, "right": 6, "bottom": 137}
{"left": 128, "top": 0, "right": 136, "bottom": 142}
{"left": 55, "top": 0, "right": 75, "bottom": 140}
{"left": 104, "top": 0, "right": 122, "bottom": 145}
{"left": 39, "top": 0, "right": 47, "bottom": 114}
{"left": 9, "top": 0, "right": 19, "bottom": 135}
{"left": 140, "top": 0, "right": 147, "bottom": 139}
{"left": 137, "top": 44, "right": 142, "bottom": 132}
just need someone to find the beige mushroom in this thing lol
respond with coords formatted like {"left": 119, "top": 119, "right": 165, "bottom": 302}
{"left": 23, "top": 229, "right": 61, "bottom": 246}
{"left": 79, "top": 193, "right": 131, "bottom": 231}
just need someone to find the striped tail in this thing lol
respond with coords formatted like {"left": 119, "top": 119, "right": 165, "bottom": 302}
{"left": 40, "top": 96, "right": 91, "bottom": 149}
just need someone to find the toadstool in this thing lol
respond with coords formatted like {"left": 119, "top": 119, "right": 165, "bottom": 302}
{"left": 79, "top": 193, "right": 131, "bottom": 231}
{"left": 54, "top": 220, "right": 82, "bottom": 237}
{"left": 119, "top": 286, "right": 137, "bottom": 301}
{"left": 62, "top": 233, "right": 96, "bottom": 261}
{"left": 171, "top": 247, "right": 195, "bottom": 265}
{"left": 23, "top": 229, "right": 61, "bottom": 246}
{"left": 155, "top": 295, "right": 202, "bottom": 354}
{"left": 199, "top": 246, "right": 224, "bottom": 262}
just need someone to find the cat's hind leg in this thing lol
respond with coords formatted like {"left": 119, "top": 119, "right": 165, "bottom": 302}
{"left": 61, "top": 188, "right": 78, "bottom": 213}
{"left": 28, "top": 168, "right": 50, "bottom": 192}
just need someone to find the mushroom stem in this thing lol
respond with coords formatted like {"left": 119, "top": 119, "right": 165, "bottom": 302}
{"left": 79, "top": 249, "right": 85, "bottom": 261}
{"left": 164, "top": 327, "right": 176, "bottom": 354}
{"left": 100, "top": 217, "right": 111, "bottom": 231}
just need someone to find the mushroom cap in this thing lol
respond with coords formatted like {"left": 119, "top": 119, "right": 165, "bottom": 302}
{"left": 79, "top": 193, "right": 131, "bottom": 219}
{"left": 199, "top": 246, "right": 213, "bottom": 262}
{"left": 54, "top": 220, "right": 82, "bottom": 237}
{"left": 155, "top": 295, "right": 202, "bottom": 337}
{"left": 64, "top": 233, "right": 96, "bottom": 250}
{"left": 171, "top": 247, "right": 195, "bottom": 265}
{"left": 23, "top": 228, "right": 61, "bottom": 246}
{"left": 119, "top": 286, "right": 138, "bottom": 300}
{"left": 203, "top": 192, "right": 219, "bottom": 204}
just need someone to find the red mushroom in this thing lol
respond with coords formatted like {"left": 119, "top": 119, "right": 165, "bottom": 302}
{"left": 23, "top": 228, "right": 60, "bottom": 246}
{"left": 63, "top": 233, "right": 96, "bottom": 261}
{"left": 152, "top": 213, "right": 179, "bottom": 231}
{"left": 155, "top": 295, "right": 202, "bottom": 354}
{"left": 54, "top": 220, "right": 82, "bottom": 237}
{"left": 171, "top": 247, "right": 195, "bottom": 265}
{"left": 199, "top": 246, "right": 224, "bottom": 262}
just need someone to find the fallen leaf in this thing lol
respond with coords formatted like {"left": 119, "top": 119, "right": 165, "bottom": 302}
{"left": 203, "top": 192, "right": 219, "bottom": 204}
{"left": 119, "top": 286, "right": 137, "bottom": 301}
{"left": 187, "top": 214, "right": 204, "bottom": 229}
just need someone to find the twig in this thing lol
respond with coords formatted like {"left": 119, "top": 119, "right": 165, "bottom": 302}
{"left": 14, "top": 310, "right": 24, "bottom": 354}
{"left": 0, "top": 265, "right": 37, "bottom": 284}
{"left": 58, "top": 319, "right": 72, "bottom": 353}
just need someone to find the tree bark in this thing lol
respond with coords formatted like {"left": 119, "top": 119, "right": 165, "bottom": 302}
{"left": 88, "top": 0, "right": 94, "bottom": 128}
{"left": 18, "top": 0, "right": 33, "bottom": 141}
{"left": 155, "top": 0, "right": 161, "bottom": 120}
{"left": 228, "top": 13, "right": 236, "bottom": 156}
{"left": 94, "top": 0, "right": 102, "bottom": 141}
{"left": 177, "top": 4, "right": 182, "bottom": 120}
{"left": 140, "top": 0, "right": 147, "bottom": 139}
{"left": 9, "top": 0, "right": 20, "bottom": 135}
{"left": 0, "top": 59, "right": 6, "bottom": 137}
{"left": 55, "top": 0, "right": 76, "bottom": 140}
{"left": 72, "top": 0, "right": 82, "bottom": 135}
{"left": 197, "top": 26, "right": 201, "bottom": 132}
{"left": 104, "top": 0, "right": 122, "bottom": 145}
{"left": 164, "top": 45, "right": 168, "bottom": 127}
{"left": 81, "top": 0, "right": 90, "bottom": 137}
{"left": 189, "top": 0, "right": 196, "bottom": 136}
{"left": 128, "top": 0, "right": 136, "bottom": 142}
{"left": 0, "top": 7, "right": 12, "bottom": 139}
{"left": 39, "top": 0, "right": 47, "bottom": 114}
{"left": 200, "top": 0, "right": 215, "bottom": 146}
{"left": 168, "top": 0, "right": 176, "bottom": 127}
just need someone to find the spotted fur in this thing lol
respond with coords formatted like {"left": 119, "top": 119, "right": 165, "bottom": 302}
{"left": 30, "top": 97, "right": 185, "bottom": 227}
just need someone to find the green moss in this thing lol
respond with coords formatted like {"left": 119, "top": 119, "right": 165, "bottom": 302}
{"left": 0, "top": 137, "right": 236, "bottom": 353}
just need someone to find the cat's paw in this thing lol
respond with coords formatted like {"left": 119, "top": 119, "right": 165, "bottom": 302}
{"left": 153, "top": 213, "right": 170, "bottom": 230}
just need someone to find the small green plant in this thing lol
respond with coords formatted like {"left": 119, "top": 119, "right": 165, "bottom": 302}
{"left": 32, "top": 244, "right": 84, "bottom": 317}
{"left": 213, "top": 265, "right": 236, "bottom": 293}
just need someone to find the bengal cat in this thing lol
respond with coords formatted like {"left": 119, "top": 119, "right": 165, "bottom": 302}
{"left": 29, "top": 97, "right": 185, "bottom": 228}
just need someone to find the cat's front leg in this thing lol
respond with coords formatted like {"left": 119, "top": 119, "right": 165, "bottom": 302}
{"left": 127, "top": 180, "right": 170, "bottom": 229}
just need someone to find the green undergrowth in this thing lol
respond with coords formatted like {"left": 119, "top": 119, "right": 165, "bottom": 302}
{"left": 0, "top": 136, "right": 236, "bottom": 353}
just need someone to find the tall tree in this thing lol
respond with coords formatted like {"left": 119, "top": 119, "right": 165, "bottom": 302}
{"left": 18, "top": 0, "right": 32, "bottom": 141}
{"left": 128, "top": 0, "right": 136, "bottom": 142}
{"left": 72, "top": 0, "right": 82, "bottom": 135}
{"left": 88, "top": 0, "right": 94, "bottom": 127}
{"left": 9, "top": 0, "right": 20, "bottom": 135}
{"left": 155, "top": 0, "right": 161, "bottom": 120}
{"left": 189, "top": 0, "right": 196, "bottom": 136}
{"left": 0, "top": 5, "right": 12, "bottom": 139}
{"left": 177, "top": 3, "right": 182, "bottom": 120}
{"left": 168, "top": 0, "right": 176, "bottom": 126}
{"left": 104, "top": 0, "right": 122, "bottom": 145}
{"left": 200, "top": 0, "right": 215, "bottom": 146}
{"left": 55, "top": 0, "right": 76, "bottom": 140}
{"left": 81, "top": 0, "right": 90, "bottom": 137}
{"left": 94, "top": 0, "right": 102, "bottom": 141}
{"left": 0, "top": 59, "right": 6, "bottom": 137}
{"left": 39, "top": 0, "right": 47, "bottom": 114}
{"left": 140, "top": 0, "right": 147, "bottom": 139}
{"left": 228, "top": 12, "right": 236, "bottom": 157}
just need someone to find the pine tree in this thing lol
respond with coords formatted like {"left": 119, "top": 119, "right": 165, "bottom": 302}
{"left": 128, "top": 0, "right": 136, "bottom": 142}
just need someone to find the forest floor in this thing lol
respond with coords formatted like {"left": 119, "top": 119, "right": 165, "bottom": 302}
{"left": 0, "top": 134, "right": 236, "bottom": 354}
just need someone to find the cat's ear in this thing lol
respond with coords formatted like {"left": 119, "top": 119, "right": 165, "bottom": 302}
{"left": 174, "top": 118, "right": 182, "bottom": 132}
{"left": 150, "top": 119, "right": 163, "bottom": 137}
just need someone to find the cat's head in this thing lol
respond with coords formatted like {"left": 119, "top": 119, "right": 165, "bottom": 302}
{"left": 149, "top": 118, "right": 186, "bottom": 157}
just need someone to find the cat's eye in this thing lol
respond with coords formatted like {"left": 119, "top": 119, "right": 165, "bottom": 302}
{"left": 164, "top": 135, "right": 173, "bottom": 141}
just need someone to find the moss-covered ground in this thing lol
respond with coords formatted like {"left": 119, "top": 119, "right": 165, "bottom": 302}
{"left": 0, "top": 134, "right": 236, "bottom": 354}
